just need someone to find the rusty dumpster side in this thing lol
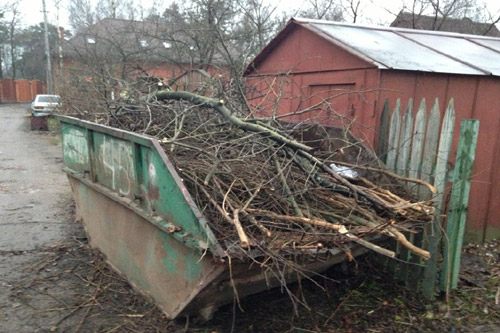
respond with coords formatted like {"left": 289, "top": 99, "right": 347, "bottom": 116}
{"left": 58, "top": 115, "right": 368, "bottom": 320}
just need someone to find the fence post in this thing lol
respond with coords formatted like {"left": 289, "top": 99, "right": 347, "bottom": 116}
{"left": 440, "top": 119, "right": 479, "bottom": 292}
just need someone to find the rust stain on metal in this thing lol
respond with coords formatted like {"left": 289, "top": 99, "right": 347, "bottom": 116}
{"left": 148, "top": 183, "right": 160, "bottom": 200}
{"left": 31, "top": 116, "right": 48, "bottom": 131}
{"left": 168, "top": 226, "right": 181, "bottom": 233}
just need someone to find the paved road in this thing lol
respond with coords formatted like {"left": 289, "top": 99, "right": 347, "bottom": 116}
{"left": 0, "top": 104, "right": 74, "bottom": 331}
{"left": 0, "top": 104, "right": 71, "bottom": 251}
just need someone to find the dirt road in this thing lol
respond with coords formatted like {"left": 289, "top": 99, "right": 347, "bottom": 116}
{"left": 0, "top": 104, "right": 77, "bottom": 331}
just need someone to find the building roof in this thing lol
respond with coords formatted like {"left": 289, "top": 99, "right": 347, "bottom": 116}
{"left": 64, "top": 18, "right": 228, "bottom": 66}
{"left": 391, "top": 11, "right": 500, "bottom": 37}
{"left": 246, "top": 18, "right": 500, "bottom": 77}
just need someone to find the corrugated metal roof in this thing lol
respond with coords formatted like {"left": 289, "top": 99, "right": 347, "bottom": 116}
{"left": 295, "top": 18, "right": 500, "bottom": 76}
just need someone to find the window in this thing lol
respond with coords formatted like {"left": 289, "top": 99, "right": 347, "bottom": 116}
{"left": 37, "top": 95, "right": 60, "bottom": 103}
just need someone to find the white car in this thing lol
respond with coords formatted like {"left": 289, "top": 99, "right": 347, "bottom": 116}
{"left": 31, "top": 94, "right": 61, "bottom": 117}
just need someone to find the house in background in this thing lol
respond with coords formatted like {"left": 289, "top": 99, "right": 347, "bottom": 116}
{"left": 59, "top": 18, "right": 228, "bottom": 97}
{"left": 391, "top": 11, "right": 500, "bottom": 37}
{"left": 244, "top": 17, "right": 500, "bottom": 242}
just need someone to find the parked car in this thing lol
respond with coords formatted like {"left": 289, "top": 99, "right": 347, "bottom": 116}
{"left": 31, "top": 94, "right": 61, "bottom": 117}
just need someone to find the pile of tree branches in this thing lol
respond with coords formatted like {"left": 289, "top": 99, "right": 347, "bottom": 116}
{"left": 66, "top": 86, "right": 436, "bottom": 265}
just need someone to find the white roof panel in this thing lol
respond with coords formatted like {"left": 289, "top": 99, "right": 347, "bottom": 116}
{"left": 469, "top": 38, "right": 500, "bottom": 53}
{"left": 302, "top": 19, "right": 500, "bottom": 76}
{"left": 400, "top": 32, "right": 500, "bottom": 75}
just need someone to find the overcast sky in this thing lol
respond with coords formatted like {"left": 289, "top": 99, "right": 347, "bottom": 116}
{"left": 12, "top": 0, "right": 500, "bottom": 31}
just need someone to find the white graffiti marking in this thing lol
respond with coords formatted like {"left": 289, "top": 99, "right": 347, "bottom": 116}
{"left": 101, "top": 137, "right": 135, "bottom": 196}
{"left": 148, "top": 163, "right": 156, "bottom": 183}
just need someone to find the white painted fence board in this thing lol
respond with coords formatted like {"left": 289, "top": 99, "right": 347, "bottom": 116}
{"left": 409, "top": 98, "right": 427, "bottom": 185}
{"left": 419, "top": 99, "right": 441, "bottom": 200}
{"left": 433, "top": 98, "right": 456, "bottom": 212}
{"left": 396, "top": 98, "right": 413, "bottom": 176}
{"left": 386, "top": 98, "right": 401, "bottom": 172}
{"left": 381, "top": 97, "right": 467, "bottom": 299}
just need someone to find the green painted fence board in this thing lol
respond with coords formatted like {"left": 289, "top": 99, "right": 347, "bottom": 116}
{"left": 440, "top": 119, "right": 479, "bottom": 291}
{"left": 377, "top": 99, "right": 390, "bottom": 163}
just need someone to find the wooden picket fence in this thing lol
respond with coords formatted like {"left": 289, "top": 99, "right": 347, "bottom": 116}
{"left": 376, "top": 97, "right": 479, "bottom": 298}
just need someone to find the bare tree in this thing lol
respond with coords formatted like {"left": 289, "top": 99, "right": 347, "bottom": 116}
{"left": 0, "top": 6, "right": 6, "bottom": 78}
{"left": 426, "top": 0, "right": 478, "bottom": 29}
{"left": 160, "top": 0, "right": 237, "bottom": 70}
{"left": 389, "top": 0, "right": 500, "bottom": 36}
{"left": 234, "top": 0, "right": 279, "bottom": 52}
{"left": 342, "top": 0, "right": 362, "bottom": 23}
{"left": 68, "top": 0, "right": 96, "bottom": 33}
{"left": 6, "top": 2, "right": 21, "bottom": 79}
{"left": 480, "top": 4, "right": 500, "bottom": 35}
{"left": 298, "top": 0, "right": 344, "bottom": 21}
{"left": 95, "top": 0, "right": 138, "bottom": 21}
{"left": 10, "top": 23, "right": 60, "bottom": 81}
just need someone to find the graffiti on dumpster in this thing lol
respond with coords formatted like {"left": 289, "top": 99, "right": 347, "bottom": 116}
{"left": 99, "top": 136, "right": 135, "bottom": 196}
{"left": 148, "top": 163, "right": 156, "bottom": 182}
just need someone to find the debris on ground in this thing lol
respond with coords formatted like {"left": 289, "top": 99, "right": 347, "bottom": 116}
{"left": 6, "top": 235, "right": 498, "bottom": 332}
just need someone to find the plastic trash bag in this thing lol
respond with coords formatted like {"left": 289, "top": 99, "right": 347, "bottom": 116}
{"left": 329, "top": 163, "right": 358, "bottom": 179}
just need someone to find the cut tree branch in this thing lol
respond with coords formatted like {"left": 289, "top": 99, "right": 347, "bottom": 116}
{"left": 155, "top": 90, "right": 314, "bottom": 153}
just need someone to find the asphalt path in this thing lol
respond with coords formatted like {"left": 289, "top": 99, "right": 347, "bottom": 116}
{"left": 0, "top": 104, "right": 74, "bottom": 331}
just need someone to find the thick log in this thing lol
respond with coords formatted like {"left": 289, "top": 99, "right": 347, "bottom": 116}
{"left": 155, "top": 91, "right": 314, "bottom": 153}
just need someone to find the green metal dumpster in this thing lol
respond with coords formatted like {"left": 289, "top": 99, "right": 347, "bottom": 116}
{"left": 58, "top": 115, "right": 370, "bottom": 320}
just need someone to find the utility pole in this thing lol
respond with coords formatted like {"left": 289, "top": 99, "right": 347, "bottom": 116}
{"left": 55, "top": 0, "right": 64, "bottom": 92}
{"left": 42, "top": 0, "right": 54, "bottom": 93}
